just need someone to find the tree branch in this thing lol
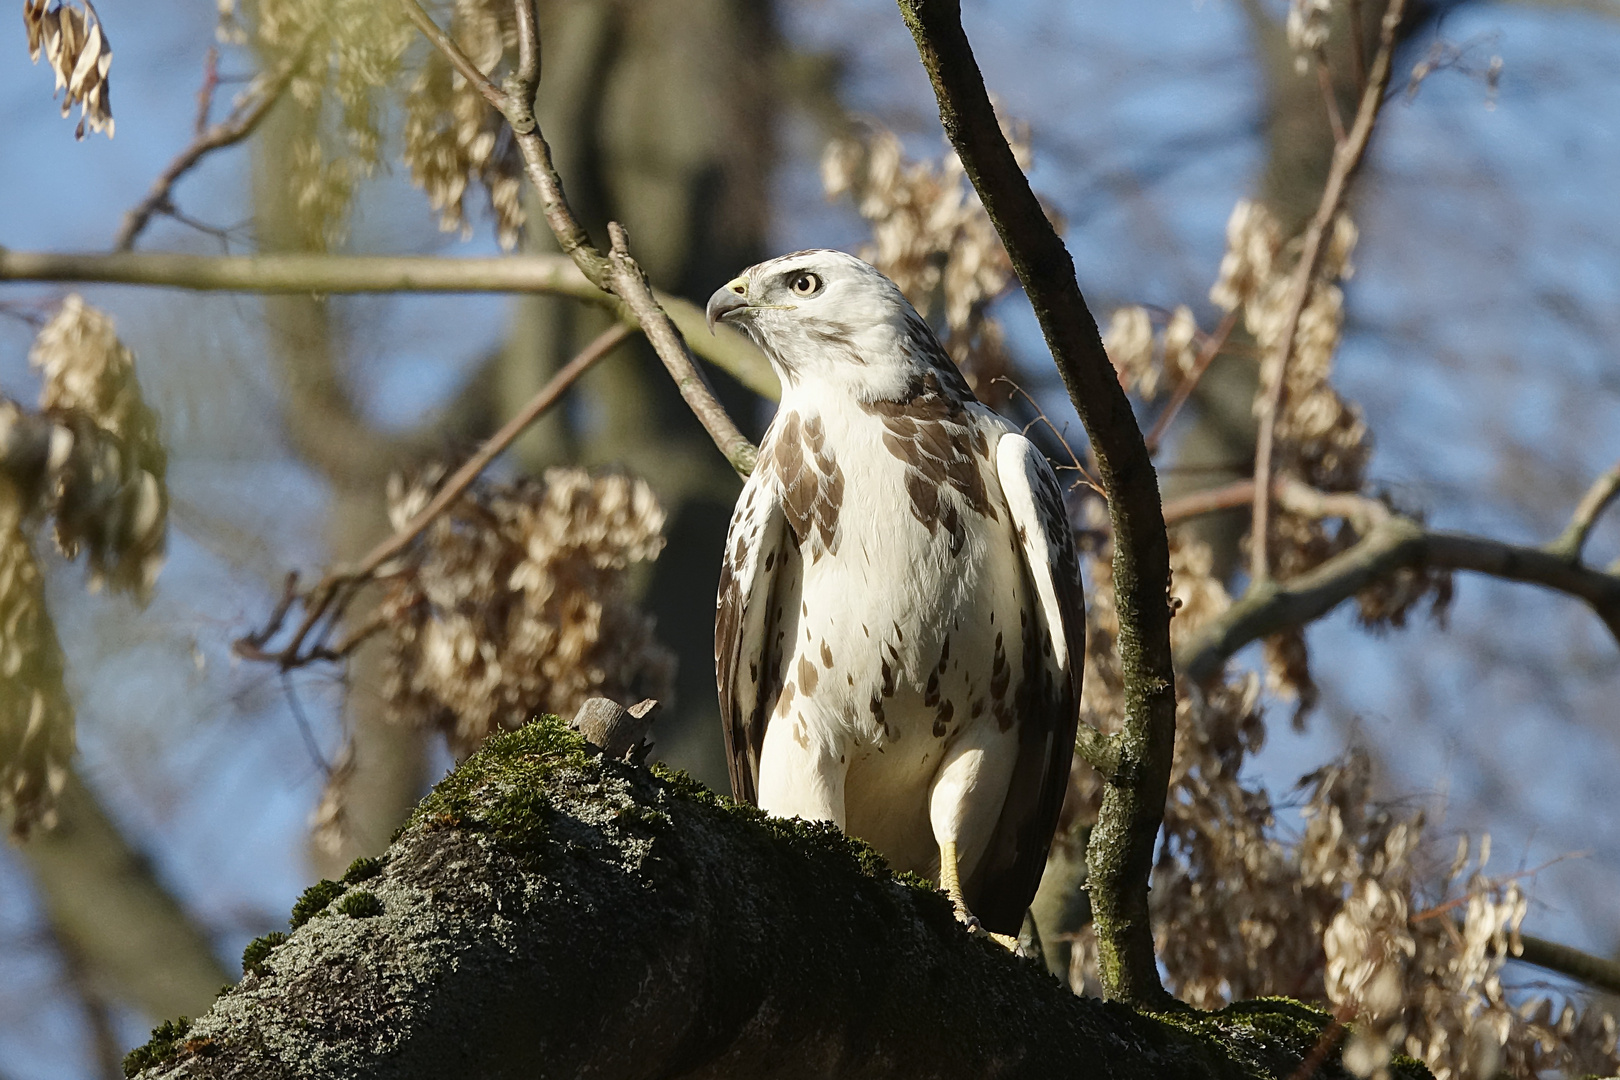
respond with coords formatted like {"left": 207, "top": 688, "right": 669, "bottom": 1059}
{"left": 0, "top": 248, "right": 777, "bottom": 399}
{"left": 120, "top": 716, "right": 1414, "bottom": 1080}
{"left": 1548, "top": 461, "right": 1620, "bottom": 562}
{"left": 396, "top": 0, "right": 758, "bottom": 476}
{"left": 1250, "top": 0, "right": 1407, "bottom": 582}
{"left": 233, "top": 324, "right": 633, "bottom": 670}
{"left": 1143, "top": 308, "right": 1239, "bottom": 456}
{"left": 113, "top": 36, "right": 310, "bottom": 251}
{"left": 1175, "top": 482, "right": 1620, "bottom": 682}
{"left": 898, "top": 0, "right": 1177, "bottom": 1008}
{"left": 1513, "top": 933, "right": 1620, "bottom": 998}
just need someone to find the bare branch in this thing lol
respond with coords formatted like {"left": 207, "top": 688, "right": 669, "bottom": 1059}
{"left": 1250, "top": 0, "right": 1408, "bottom": 582}
{"left": 114, "top": 38, "right": 310, "bottom": 250}
{"left": 395, "top": 0, "right": 507, "bottom": 113}
{"left": 1548, "top": 461, "right": 1620, "bottom": 562}
{"left": 1143, "top": 308, "right": 1239, "bottom": 455}
{"left": 1513, "top": 933, "right": 1620, "bottom": 998}
{"left": 0, "top": 248, "right": 777, "bottom": 399}
{"left": 1175, "top": 491, "right": 1620, "bottom": 682}
{"left": 346, "top": 323, "right": 630, "bottom": 582}
{"left": 232, "top": 324, "right": 633, "bottom": 670}
{"left": 395, "top": 0, "right": 756, "bottom": 475}
{"left": 897, "top": 0, "right": 1177, "bottom": 1008}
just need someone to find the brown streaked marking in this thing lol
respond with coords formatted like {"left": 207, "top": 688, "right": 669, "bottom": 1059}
{"left": 924, "top": 670, "right": 941, "bottom": 708}
{"left": 820, "top": 640, "right": 834, "bottom": 668}
{"left": 797, "top": 655, "right": 819, "bottom": 696}
{"left": 990, "top": 631, "right": 1011, "bottom": 701}
{"left": 933, "top": 699, "right": 955, "bottom": 738}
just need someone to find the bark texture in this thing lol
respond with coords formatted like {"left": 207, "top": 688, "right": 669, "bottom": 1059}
{"left": 127, "top": 716, "right": 1431, "bottom": 1080}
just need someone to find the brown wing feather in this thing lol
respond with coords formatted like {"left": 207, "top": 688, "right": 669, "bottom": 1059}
{"left": 970, "top": 432, "right": 1086, "bottom": 935}
{"left": 715, "top": 473, "right": 788, "bottom": 805}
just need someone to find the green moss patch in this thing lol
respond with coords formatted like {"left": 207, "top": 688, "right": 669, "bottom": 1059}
{"left": 123, "top": 1017, "right": 191, "bottom": 1077}
{"left": 342, "top": 855, "right": 385, "bottom": 883}
{"left": 338, "top": 890, "right": 384, "bottom": 918}
{"left": 289, "top": 878, "right": 347, "bottom": 930}
{"left": 407, "top": 715, "right": 592, "bottom": 846}
{"left": 241, "top": 931, "right": 288, "bottom": 977}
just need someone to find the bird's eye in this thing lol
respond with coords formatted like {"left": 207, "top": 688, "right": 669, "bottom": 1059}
{"left": 788, "top": 272, "right": 823, "bottom": 298}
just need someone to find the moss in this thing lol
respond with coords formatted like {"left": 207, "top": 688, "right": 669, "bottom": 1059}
{"left": 337, "top": 890, "right": 384, "bottom": 918}
{"left": 648, "top": 762, "right": 728, "bottom": 808}
{"left": 341, "top": 855, "right": 385, "bottom": 884}
{"left": 289, "top": 879, "right": 347, "bottom": 930}
{"left": 1148, "top": 997, "right": 1435, "bottom": 1080}
{"left": 122, "top": 1017, "right": 190, "bottom": 1077}
{"left": 407, "top": 715, "right": 591, "bottom": 846}
{"left": 241, "top": 931, "right": 288, "bottom": 976}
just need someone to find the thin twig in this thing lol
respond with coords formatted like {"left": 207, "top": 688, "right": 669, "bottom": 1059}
{"left": 193, "top": 46, "right": 219, "bottom": 136}
{"left": 396, "top": 0, "right": 757, "bottom": 475}
{"left": 395, "top": 0, "right": 508, "bottom": 112}
{"left": 1249, "top": 0, "right": 1408, "bottom": 583}
{"left": 1409, "top": 854, "right": 1582, "bottom": 923}
{"left": 232, "top": 324, "right": 632, "bottom": 669}
{"left": 347, "top": 322, "right": 629, "bottom": 581}
{"left": 1162, "top": 478, "right": 1259, "bottom": 525}
{"left": 114, "top": 38, "right": 311, "bottom": 251}
{"left": 1316, "top": 55, "right": 1348, "bottom": 146}
{"left": 998, "top": 378, "right": 1106, "bottom": 497}
{"left": 1143, "top": 308, "right": 1239, "bottom": 455}
{"left": 1548, "top": 461, "right": 1620, "bottom": 562}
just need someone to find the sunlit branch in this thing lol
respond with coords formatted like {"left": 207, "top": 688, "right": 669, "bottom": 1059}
{"left": 395, "top": 0, "right": 758, "bottom": 476}
{"left": 0, "top": 248, "right": 777, "bottom": 399}
{"left": 1174, "top": 480, "right": 1620, "bottom": 682}
{"left": 233, "top": 325, "right": 633, "bottom": 670}
{"left": 1249, "top": 0, "right": 1407, "bottom": 582}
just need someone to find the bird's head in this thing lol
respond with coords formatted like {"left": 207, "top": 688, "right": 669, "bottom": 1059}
{"left": 706, "top": 249, "right": 957, "bottom": 401}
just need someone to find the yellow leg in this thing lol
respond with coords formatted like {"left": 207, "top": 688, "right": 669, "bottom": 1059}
{"left": 938, "top": 840, "right": 1020, "bottom": 952}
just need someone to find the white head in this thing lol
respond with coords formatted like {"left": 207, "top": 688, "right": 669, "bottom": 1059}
{"left": 706, "top": 249, "right": 966, "bottom": 402}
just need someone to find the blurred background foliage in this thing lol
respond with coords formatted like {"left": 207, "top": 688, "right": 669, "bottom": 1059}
{"left": 0, "top": 0, "right": 1618, "bottom": 1077}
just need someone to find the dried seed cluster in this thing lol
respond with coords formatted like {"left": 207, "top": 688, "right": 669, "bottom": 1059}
{"left": 821, "top": 122, "right": 1030, "bottom": 404}
{"left": 222, "top": 0, "right": 412, "bottom": 246}
{"left": 379, "top": 467, "right": 674, "bottom": 759}
{"left": 402, "top": 0, "right": 525, "bottom": 249}
{"left": 23, "top": 0, "right": 114, "bottom": 139}
{"left": 1068, "top": 535, "right": 1614, "bottom": 1078}
{"left": 1, "top": 296, "right": 166, "bottom": 835}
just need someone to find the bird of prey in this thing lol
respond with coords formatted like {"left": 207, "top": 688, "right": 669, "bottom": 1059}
{"left": 707, "top": 250, "right": 1084, "bottom": 941}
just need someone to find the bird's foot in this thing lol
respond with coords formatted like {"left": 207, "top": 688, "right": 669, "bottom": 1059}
{"left": 952, "top": 904, "right": 1027, "bottom": 956}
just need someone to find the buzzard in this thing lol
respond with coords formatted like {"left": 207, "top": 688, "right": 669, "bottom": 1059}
{"left": 707, "top": 250, "right": 1084, "bottom": 941}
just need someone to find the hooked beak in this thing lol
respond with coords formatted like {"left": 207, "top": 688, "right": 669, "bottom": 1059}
{"left": 705, "top": 275, "right": 751, "bottom": 333}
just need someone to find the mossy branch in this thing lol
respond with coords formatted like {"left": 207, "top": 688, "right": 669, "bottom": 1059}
{"left": 896, "top": 0, "right": 1178, "bottom": 1008}
{"left": 124, "top": 716, "right": 1431, "bottom": 1080}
